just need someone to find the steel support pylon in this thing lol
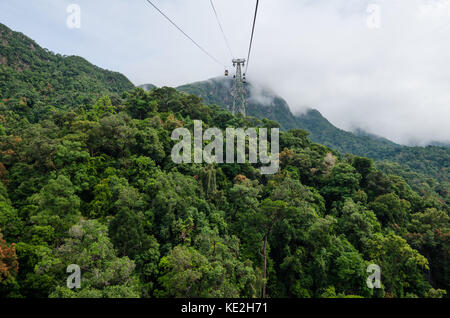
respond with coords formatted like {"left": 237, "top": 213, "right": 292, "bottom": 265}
{"left": 231, "top": 58, "right": 246, "bottom": 117}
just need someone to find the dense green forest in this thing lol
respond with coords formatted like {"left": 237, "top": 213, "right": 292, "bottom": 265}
{"left": 0, "top": 23, "right": 449, "bottom": 298}
{"left": 0, "top": 23, "right": 134, "bottom": 122}
{"left": 177, "top": 78, "right": 450, "bottom": 206}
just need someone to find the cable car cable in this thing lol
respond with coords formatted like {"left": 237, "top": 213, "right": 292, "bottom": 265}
{"left": 144, "top": 0, "right": 227, "bottom": 68}
{"left": 245, "top": 0, "right": 259, "bottom": 74}
{"left": 209, "top": 0, "right": 234, "bottom": 59}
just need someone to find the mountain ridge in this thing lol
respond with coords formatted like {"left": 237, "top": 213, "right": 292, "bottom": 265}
{"left": 175, "top": 77, "right": 401, "bottom": 150}
{"left": 175, "top": 77, "right": 449, "bottom": 202}
{"left": 0, "top": 21, "right": 449, "bottom": 299}
{"left": 0, "top": 22, "right": 135, "bottom": 121}
{"left": 2, "top": 21, "right": 447, "bottom": 203}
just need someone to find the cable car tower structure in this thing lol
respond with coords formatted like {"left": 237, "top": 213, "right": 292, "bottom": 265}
{"left": 145, "top": 0, "right": 259, "bottom": 118}
{"left": 231, "top": 58, "right": 246, "bottom": 117}
{"left": 230, "top": 0, "right": 259, "bottom": 117}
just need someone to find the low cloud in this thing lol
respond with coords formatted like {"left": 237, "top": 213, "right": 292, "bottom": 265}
{"left": 248, "top": 82, "right": 275, "bottom": 106}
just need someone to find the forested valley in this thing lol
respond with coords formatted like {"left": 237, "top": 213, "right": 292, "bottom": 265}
{"left": 0, "top": 23, "right": 449, "bottom": 298}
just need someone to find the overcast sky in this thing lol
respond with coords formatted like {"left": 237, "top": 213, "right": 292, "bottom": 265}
{"left": 1, "top": 0, "right": 450, "bottom": 145}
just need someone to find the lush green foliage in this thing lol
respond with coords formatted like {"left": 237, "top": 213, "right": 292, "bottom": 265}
{"left": 177, "top": 78, "right": 449, "bottom": 206}
{"left": 0, "top": 23, "right": 134, "bottom": 124}
{"left": 0, "top": 85, "right": 448, "bottom": 298}
{"left": 0, "top": 23, "right": 448, "bottom": 299}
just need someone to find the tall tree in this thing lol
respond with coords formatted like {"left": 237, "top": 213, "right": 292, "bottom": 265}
{"left": 30, "top": 175, "right": 81, "bottom": 243}
{"left": 38, "top": 220, "right": 140, "bottom": 298}
{"left": 0, "top": 228, "right": 19, "bottom": 296}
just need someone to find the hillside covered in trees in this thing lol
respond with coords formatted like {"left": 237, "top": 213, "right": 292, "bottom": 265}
{"left": 176, "top": 78, "right": 450, "bottom": 206}
{"left": 0, "top": 23, "right": 449, "bottom": 298}
{"left": 0, "top": 23, "right": 134, "bottom": 123}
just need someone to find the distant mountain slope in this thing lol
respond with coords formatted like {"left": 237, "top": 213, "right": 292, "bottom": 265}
{"left": 0, "top": 23, "right": 134, "bottom": 120}
{"left": 177, "top": 77, "right": 298, "bottom": 131}
{"left": 1, "top": 21, "right": 446, "bottom": 203}
{"left": 177, "top": 77, "right": 449, "bottom": 201}
{"left": 431, "top": 141, "right": 450, "bottom": 147}
{"left": 294, "top": 109, "right": 402, "bottom": 159}
{"left": 176, "top": 77, "right": 400, "bottom": 155}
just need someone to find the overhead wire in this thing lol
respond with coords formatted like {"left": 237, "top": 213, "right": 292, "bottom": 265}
{"left": 245, "top": 0, "right": 259, "bottom": 74}
{"left": 209, "top": 0, "right": 234, "bottom": 59}
{"left": 144, "top": 0, "right": 227, "bottom": 68}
